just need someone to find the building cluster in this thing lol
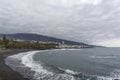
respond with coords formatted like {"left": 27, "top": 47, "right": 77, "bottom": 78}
{"left": 14, "top": 39, "right": 58, "bottom": 44}
{"left": 57, "top": 44, "right": 91, "bottom": 49}
{"left": 14, "top": 39, "right": 91, "bottom": 49}
{"left": 0, "top": 36, "right": 92, "bottom": 49}
{"left": 57, "top": 41, "right": 91, "bottom": 49}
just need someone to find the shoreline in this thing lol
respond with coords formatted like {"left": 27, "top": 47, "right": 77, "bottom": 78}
{"left": 0, "top": 48, "right": 118, "bottom": 80}
{"left": 0, "top": 49, "right": 33, "bottom": 80}
{"left": 1, "top": 49, "right": 82, "bottom": 80}
{"left": 0, "top": 48, "right": 74, "bottom": 80}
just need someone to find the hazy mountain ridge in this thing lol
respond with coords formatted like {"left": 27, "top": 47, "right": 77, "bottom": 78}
{"left": 0, "top": 33, "right": 90, "bottom": 46}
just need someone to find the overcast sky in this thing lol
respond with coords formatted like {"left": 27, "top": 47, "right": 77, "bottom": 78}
{"left": 0, "top": 0, "right": 120, "bottom": 47}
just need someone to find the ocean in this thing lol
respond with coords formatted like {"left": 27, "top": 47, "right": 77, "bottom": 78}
{"left": 5, "top": 48, "right": 120, "bottom": 80}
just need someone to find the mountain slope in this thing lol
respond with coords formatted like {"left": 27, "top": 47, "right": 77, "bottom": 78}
{"left": 0, "top": 33, "right": 89, "bottom": 45}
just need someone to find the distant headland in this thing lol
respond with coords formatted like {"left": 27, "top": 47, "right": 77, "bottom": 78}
{"left": 0, "top": 33, "right": 94, "bottom": 49}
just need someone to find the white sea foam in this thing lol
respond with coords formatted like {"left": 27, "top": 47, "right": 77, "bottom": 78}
{"left": 21, "top": 51, "right": 77, "bottom": 80}
{"left": 21, "top": 51, "right": 55, "bottom": 80}
{"left": 5, "top": 50, "right": 76, "bottom": 80}
{"left": 5, "top": 50, "right": 120, "bottom": 80}
{"left": 65, "top": 69, "right": 77, "bottom": 74}
{"left": 90, "top": 55, "right": 117, "bottom": 59}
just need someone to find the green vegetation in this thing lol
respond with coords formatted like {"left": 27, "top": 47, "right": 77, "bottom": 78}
{"left": 0, "top": 45, "right": 5, "bottom": 48}
{"left": 0, "top": 39, "right": 5, "bottom": 48}
{"left": 0, "top": 35, "right": 58, "bottom": 49}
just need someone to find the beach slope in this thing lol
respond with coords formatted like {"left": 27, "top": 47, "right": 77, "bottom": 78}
{"left": 0, "top": 49, "right": 30, "bottom": 80}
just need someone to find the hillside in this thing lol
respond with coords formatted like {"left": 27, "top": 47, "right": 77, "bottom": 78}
{"left": 0, "top": 33, "right": 90, "bottom": 46}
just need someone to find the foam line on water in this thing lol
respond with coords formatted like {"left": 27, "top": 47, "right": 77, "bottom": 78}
{"left": 21, "top": 51, "right": 55, "bottom": 80}
{"left": 5, "top": 50, "right": 120, "bottom": 80}
{"left": 20, "top": 51, "right": 76, "bottom": 80}
{"left": 5, "top": 50, "right": 75, "bottom": 80}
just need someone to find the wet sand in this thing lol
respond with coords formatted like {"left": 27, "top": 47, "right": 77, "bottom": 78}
{"left": 0, "top": 49, "right": 31, "bottom": 80}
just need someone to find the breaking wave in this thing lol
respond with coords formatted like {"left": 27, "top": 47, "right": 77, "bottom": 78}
{"left": 5, "top": 50, "right": 120, "bottom": 80}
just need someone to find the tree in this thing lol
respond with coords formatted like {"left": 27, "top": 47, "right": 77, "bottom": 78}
{"left": 2, "top": 35, "right": 9, "bottom": 48}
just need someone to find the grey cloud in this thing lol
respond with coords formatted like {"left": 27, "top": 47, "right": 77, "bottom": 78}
{"left": 0, "top": 0, "right": 120, "bottom": 46}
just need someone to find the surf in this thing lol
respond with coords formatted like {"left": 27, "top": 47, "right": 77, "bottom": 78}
{"left": 5, "top": 49, "right": 120, "bottom": 80}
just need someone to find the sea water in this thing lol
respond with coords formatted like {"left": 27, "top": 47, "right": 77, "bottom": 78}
{"left": 5, "top": 48, "right": 120, "bottom": 80}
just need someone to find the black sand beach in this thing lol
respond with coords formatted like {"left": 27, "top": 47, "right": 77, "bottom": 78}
{"left": 0, "top": 49, "right": 31, "bottom": 80}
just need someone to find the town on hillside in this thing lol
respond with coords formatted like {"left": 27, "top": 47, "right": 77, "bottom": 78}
{"left": 0, "top": 35, "right": 92, "bottom": 49}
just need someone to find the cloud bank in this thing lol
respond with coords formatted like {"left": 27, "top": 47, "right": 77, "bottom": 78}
{"left": 0, "top": 0, "right": 120, "bottom": 47}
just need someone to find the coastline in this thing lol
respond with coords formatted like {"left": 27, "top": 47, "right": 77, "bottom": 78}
{"left": 0, "top": 49, "right": 69, "bottom": 80}
{"left": 4, "top": 49, "right": 81, "bottom": 80}
{"left": 0, "top": 49, "right": 32, "bottom": 80}
{"left": 2, "top": 49, "right": 83, "bottom": 80}
{"left": 1, "top": 48, "right": 118, "bottom": 80}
